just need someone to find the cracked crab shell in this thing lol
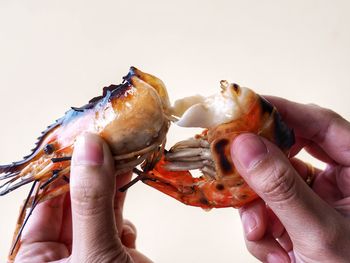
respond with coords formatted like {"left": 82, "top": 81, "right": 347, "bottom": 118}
{"left": 172, "top": 81, "right": 295, "bottom": 181}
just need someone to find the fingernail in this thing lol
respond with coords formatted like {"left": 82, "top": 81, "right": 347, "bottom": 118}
{"left": 231, "top": 133, "right": 267, "bottom": 170}
{"left": 73, "top": 133, "right": 104, "bottom": 165}
{"left": 267, "top": 253, "right": 287, "bottom": 263}
{"left": 241, "top": 212, "right": 257, "bottom": 237}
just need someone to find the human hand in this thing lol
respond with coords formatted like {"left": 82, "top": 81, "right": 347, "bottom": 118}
{"left": 14, "top": 133, "right": 152, "bottom": 263}
{"left": 231, "top": 98, "right": 350, "bottom": 263}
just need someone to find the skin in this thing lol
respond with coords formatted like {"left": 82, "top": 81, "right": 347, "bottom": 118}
{"left": 231, "top": 97, "right": 350, "bottom": 263}
{"left": 15, "top": 133, "right": 152, "bottom": 263}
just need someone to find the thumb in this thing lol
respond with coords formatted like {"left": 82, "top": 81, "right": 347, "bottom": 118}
{"left": 70, "top": 133, "right": 130, "bottom": 262}
{"left": 231, "top": 133, "right": 340, "bottom": 246}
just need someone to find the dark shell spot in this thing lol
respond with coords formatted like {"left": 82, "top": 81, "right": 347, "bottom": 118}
{"left": 259, "top": 96, "right": 295, "bottom": 151}
{"left": 233, "top": 83, "right": 240, "bottom": 92}
{"left": 216, "top": 183, "right": 225, "bottom": 191}
{"left": 273, "top": 112, "right": 295, "bottom": 150}
{"left": 235, "top": 180, "right": 244, "bottom": 186}
{"left": 214, "top": 139, "right": 233, "bottom": 174}
{"left": 44, "top": 144, "right": 55, "bottom": 155}
{"left": 259, "top": 96, "right": 274, "bottom": 114}
{"left": 214, "top": 138, "right": 229, "bottom": 152}
{"left": 239, "top": 194, "right": 248, "bottom": 200}
{"left": 63, "top": 176, "right": 70, "bottom": 183}
{"left": 199, "top": 197, "right": 209, "bottom": 206}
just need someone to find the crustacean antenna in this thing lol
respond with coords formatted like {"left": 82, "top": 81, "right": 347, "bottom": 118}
{"left": 39, "top": 170, "right": 60, "bottom": 190}
{"left": 118, "top": 168, "right": 146, "bottom": 192}
{"left": 0, "top": 176, "right": 33, "bottom": 196}
{"left": 0, "top": 171, "right": 20, "bottom": 180}
{"left": 0, "top": 155, "right": 72, "bottom": 196}
{"left": 10, "top": 181, "right": 38, "bottom": 255}
{"left": 51, "top": 156, "right": 72, "bottom": 163}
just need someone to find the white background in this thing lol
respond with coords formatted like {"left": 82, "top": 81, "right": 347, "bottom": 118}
{"left": 0, "top": 1, "right": 349, "bottom": 262}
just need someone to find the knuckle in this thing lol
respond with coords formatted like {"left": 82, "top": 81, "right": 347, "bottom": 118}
{"left": 321, "top": 108, "right": 345, "bottom": 130}
{"left": 244, "top": 240, "right": 265, "bottom": 262}
{"left": 320, "top": 107, "right": 341, "bottom": 120}
{"left": 70, "top": 172, "right": 113, "bottom": 216}
{"left": 259, "top": 161, "right": 297, "bottom": 204}
{"left": 307, "top": 102, "right": 321, "bottom": 110}
{"left": 312, "top": 106, "right": 345, "bottom": 143}
{"left": 71, "top": 189, "right": 110, "bottom": 217}
{"left": 71, "top": 181, "right": 107, "bottom": 204}
{"left": 307, "top": 104, "right": 341, "bottom": 122}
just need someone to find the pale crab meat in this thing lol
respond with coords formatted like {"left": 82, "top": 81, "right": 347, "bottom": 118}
{"left": 172, "top": 80, "right": 252, "bottom": 128}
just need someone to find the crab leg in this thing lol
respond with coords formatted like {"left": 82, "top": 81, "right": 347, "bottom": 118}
{"left": 163, "top": 160, "right": 209, "bottom": 171}
{"left": 169, "top": 137, "right": 210, "bottom": 150}
{"left": 166, "top": 147, "right": 212, "bottom": 160}
{"left": 143, "top": 159, "right": 257, "bottom": 209}
{"left": 165, "top": 138, "right": 216, "bottom": 178}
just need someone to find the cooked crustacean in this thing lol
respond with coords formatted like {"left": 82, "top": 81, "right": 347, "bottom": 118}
{"left": 1, "top": 68, "right": 295, "bottom": 261}
{"left": 135, "top": 80, "right": 295, "bottom": 209}
{"left": 0, "top": 67, "right": 171, "bottom": 260}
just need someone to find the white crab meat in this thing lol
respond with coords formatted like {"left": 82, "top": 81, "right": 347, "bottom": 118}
{"left": 171, "top": 81, "right": 253, "bottom": 128}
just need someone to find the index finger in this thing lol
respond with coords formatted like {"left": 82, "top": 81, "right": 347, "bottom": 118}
{"left": 265, "top": 96, "right": 350, "bottom": 166}
{"left": 114, "top": 172, "right": 133, "bottom": 235}
{"left": 21, "top": 192, "right": 66, "bottom": 243}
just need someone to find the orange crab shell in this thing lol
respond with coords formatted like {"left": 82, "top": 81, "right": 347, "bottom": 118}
{"left": 207, "top": 95, "right": 294, "bottom": 204}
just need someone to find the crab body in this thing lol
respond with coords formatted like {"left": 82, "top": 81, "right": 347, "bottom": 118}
{"left": 141, "top": 80, "right": 294, "bottom": 209}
